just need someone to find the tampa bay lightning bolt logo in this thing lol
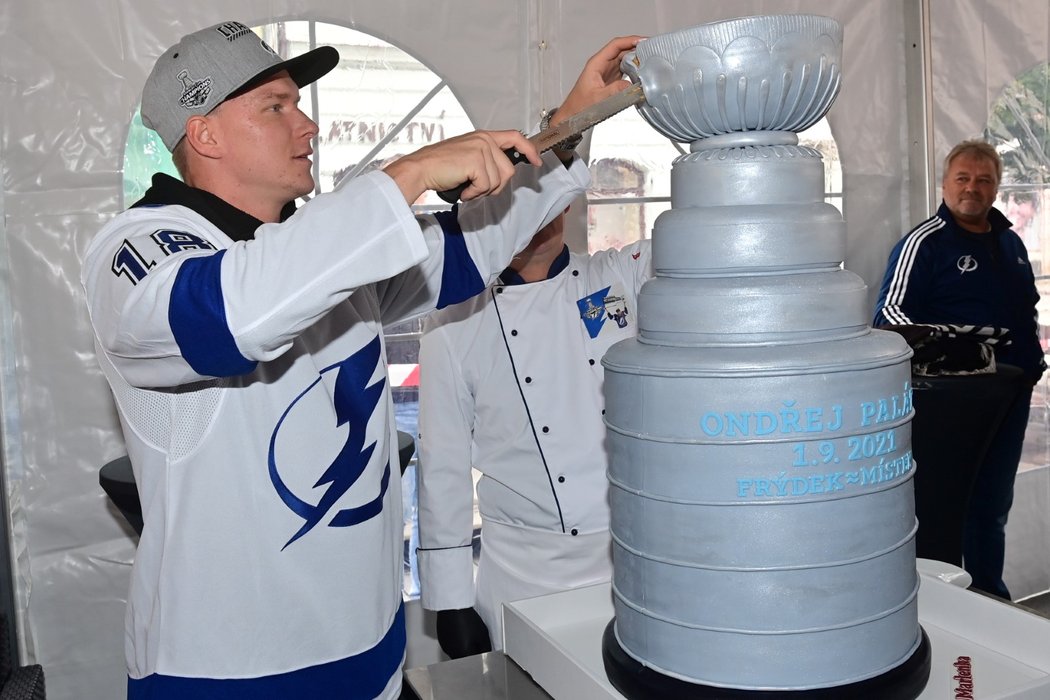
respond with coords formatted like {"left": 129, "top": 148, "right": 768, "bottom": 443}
{"left": 957, "top": 255, "right": 978, "bottom": 274}
{"left": 268, "top": 335, "right": 391, "bottom": 549}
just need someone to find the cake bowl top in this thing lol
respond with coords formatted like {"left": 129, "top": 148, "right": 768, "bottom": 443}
{"left": 622, "top": 14, "right": 842, "bottom": 145}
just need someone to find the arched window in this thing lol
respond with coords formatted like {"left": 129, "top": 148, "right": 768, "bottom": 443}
{"left": 123, "top": 21, "right": 474, "bottom": 209}
{"left": 586, "top": 109, "right": 842, "bottom": 253}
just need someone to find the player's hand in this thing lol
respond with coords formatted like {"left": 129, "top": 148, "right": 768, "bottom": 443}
{"left": 550, "top": 35, "right": 645, "bottom": 131}
{"left": 383, "top": 130, "right": 541, "bottom": 204}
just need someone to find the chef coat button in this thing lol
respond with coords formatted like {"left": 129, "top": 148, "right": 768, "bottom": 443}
{"left": 572, "top": 270, "right": 579, "bottom": 277}
{"left": 601, "top": 409, "right": 606, "bottom": 415}
{"left": 571, "top": 528, "right": 579, "bottom": 536}
{"left": 496, "top": 287, "right": 503, "bottom": 294}
{"left": 588, "top": 359, "right": 595, "bottom": 366}
{"left": 542, "top": 426, "right": 550, "bottom": 433}
{"left": 558, "top": 476, "right": 565, "bottom": 483}
{"left": 525, "top": 376, "right": 532, "bottom": 383}
{"left": 511, "top": 329, "right": 518, "bottom": 336}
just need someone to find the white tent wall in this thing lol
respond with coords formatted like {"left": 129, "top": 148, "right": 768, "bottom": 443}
{"left": 0, "top": 1, "right": 1037, "bottom": 698}
{"left": 930, "top": 0, "right": 1050, "bottom": 150}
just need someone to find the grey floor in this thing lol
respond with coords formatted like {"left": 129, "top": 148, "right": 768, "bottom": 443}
{"left": 1017, "top": 590, "right": 1050, "bottom": 618}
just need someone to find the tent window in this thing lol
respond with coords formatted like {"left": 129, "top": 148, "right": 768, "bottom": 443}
{"left": 123, "top": 21, "right": 473, "bottom": 208}
{"left": 985, "top": 61, "right": 1050, "bottom": 474}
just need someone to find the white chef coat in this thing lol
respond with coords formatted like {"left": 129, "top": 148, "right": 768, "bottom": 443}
{"left": 417, "top": 240, "right": 652, "bottom": 646}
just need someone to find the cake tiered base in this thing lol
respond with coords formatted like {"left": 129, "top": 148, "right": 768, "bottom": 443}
{"left": 602, "top": 621, "right": 931, "bottom": 699}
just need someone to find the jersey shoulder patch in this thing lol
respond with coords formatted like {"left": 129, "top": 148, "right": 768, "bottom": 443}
{"left": 111, "top": 229, "right": 217, "bottom": 285}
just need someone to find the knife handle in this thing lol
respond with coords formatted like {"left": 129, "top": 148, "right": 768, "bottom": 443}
{"left": 436, "top": 147, "right": 532, "bottom": 204}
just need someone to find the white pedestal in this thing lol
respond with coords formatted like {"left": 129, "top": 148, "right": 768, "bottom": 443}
{"left": 503, "top": 572, "right": 1050, "bottom": 699}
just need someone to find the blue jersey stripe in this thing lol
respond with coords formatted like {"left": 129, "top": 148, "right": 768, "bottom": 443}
{"left": 128, "top": 602, "right": 406, "bottom": 699}
{"left": 169, "top": 250, "right": 257, "bottom": 377}
{"left": 434, "top": 208, "right": 484, "bottom": 309}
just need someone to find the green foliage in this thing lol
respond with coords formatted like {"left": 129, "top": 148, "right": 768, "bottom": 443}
{"left": 122, "top": 109, "right": 180, "bottom": 206}
{"left": 985, "top": 63, "right": 1050, "bottom": 192}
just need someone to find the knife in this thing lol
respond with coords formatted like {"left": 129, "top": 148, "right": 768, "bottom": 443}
{"left": 437, "top": 83, "right": 646, "bottom": 203}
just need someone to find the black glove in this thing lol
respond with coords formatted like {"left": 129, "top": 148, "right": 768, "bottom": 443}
{"left": 436, "top": 607, "right": 492, "bottom": 659}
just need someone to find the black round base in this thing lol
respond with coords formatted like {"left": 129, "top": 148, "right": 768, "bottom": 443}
{"left": 601, "top": 620, "right": 931, "bottom": 700}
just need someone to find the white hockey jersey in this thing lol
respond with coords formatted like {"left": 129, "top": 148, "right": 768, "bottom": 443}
{"left": 81, "top": 155, "right": 587, "bottom": 698}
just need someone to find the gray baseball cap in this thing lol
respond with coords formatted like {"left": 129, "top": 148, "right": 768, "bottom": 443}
{"left": 141, "top": 20, "right": 339, "bottom": 151}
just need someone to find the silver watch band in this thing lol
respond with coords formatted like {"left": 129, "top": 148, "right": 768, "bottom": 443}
{"left": 540, "top": 107, "right": 583, "bottom": 151}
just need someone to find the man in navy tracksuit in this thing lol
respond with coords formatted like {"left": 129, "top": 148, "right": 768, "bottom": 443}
{"left": 873, "top": 139, "right": 1044, "bottom": 599}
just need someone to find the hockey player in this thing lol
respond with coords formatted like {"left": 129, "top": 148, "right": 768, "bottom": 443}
{"left": 81, "top": 19, "right": 641, "bottom": 698}
{"left": 417, "top": 210, "right": 652, "bottom": 655}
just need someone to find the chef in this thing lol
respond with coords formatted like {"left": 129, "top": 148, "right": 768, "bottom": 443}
{"left": 416, "top": 206, "right": 652, "bottom": 655}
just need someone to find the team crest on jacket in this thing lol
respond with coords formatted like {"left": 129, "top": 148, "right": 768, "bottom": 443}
{"left": 268, "top": 335, "right": 391, "bottom": 549}
{"left": 956, "top": 255, "right": 978, "bottom": 274}
{"left": 577, "top": 286, "right": 631, "bottom": 338}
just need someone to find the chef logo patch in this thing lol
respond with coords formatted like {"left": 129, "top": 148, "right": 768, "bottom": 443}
{"left": 577, "top": 286, "right": 631, "bottom": 338}
{"left": 605, "top": 294, "right": 629, "bottom": 328}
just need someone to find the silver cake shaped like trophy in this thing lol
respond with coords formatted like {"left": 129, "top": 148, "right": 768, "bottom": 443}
{"left": 600, "top": 15, "right": 932, "bottom": 698}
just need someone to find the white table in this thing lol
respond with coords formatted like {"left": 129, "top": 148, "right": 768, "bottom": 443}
{"left": 503, "top": 571, "right": 1050, "bottom": 700}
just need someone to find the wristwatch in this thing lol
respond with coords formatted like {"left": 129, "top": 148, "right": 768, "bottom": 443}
{"left": 540, "top": 108, "right": 583, "bottom": 152}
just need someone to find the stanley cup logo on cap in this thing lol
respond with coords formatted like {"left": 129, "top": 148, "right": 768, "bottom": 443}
{"left": 176, "top": 70, "right": 213, "bottom": 110}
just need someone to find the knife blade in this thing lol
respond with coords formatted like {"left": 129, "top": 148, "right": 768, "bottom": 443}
{"left": 437, "top": 83, "right": 646, "bottom": 203}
